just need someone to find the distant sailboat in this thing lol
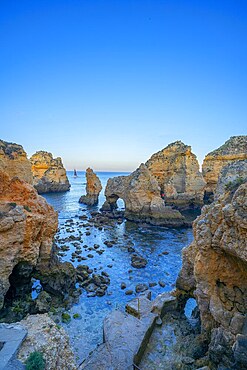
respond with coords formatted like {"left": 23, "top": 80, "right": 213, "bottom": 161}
{"left": 73, "top": 169, "right": 78, "bottom": 177}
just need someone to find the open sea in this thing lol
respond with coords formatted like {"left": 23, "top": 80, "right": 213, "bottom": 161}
{"left": 43, "top": 171, "right": 194, "bottom": 364}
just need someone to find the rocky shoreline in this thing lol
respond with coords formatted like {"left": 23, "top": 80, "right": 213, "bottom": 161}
{"left": 0, "top": 136, "right": 246, "bottom": 369}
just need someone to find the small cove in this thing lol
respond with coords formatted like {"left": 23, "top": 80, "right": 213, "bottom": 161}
{"left": 43, "top": 171, "right": 194, "bottom": 363}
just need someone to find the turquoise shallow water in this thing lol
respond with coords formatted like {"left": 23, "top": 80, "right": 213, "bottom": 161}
{"left": 43, "top": 171, "right": 193, "bottom": 363}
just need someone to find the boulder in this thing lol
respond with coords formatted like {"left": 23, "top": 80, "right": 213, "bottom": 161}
{"left": 30, "top": 151, "right": 70, "bottom": 193}
{"left": 101, "top": 164, "right": 185, "bottom": 227}
{"left": 145, "top": 141, "right": 206, "bottom": 210}
{"left": 79, "top": 168, "right": 102, "bottom": 205}
{"left": 202, "top": 136, "right": 247, "bottom": 201}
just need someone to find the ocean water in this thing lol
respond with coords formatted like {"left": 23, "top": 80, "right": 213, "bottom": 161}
{"left": 43, "top": 171, "right": 193, "bottom": 364}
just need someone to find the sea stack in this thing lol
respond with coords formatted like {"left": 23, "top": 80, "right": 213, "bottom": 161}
{"left": 79, "top": 167, "right": 102, "bottom": 205}
{"left": 101, "top": 163, "right": 185, "bottom": 227}
{"left": 145, "top": 141, "right": 206, "bottom": 210}
{"left": 176, "top": 167, "right": 247, "bottom": 369}
{"left": 202, "top": 135, "right": 247, "bottom": 202}
{"left": 30, "top": 151, "right": 71, "bottom": 194}
{"left": 0, "top": 139, "right": 33, "bottom": 184}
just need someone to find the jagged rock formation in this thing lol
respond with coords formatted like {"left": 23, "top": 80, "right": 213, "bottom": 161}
{"left": 176, "top": 173, "right": 247, "bottom": 369}
{"left": 145, "top": 141, "right": 206, "bottom": 210}
{"left": 30, "top": 151, "right": 70, "bottom": 193}
{"left": 79, "top": 168, "right": 102, "bottom": 205}
{"left": 0, "top": 139, "right": 33, "bottom": 184}
{"left": 17, "top": 314, "right": 76, "bottom": 369}
{"left": 101, "top": 164, "right": 185, "bottom": 227}
{"left": 202, "top": 136, "right": 247, "bottom": 201}
{"left": 0, "top": 169, "right": 58, "bottom": 310}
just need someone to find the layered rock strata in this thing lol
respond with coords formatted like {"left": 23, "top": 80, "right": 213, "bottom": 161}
{"left": 0, "top": 169, "right": 58, "bottom": 310}
{"left": 101, "top": 164, "right": 185, "bottom": 227}
{"left": 79, "top": 168, "right": 102, "bottom": 205}
{"left": 0, "top": 139, "right": 33, "bottom": 184}
{"left": 30, "top": 151, "right": 70, "bottom": 193}
{"left": 145, "top": 141, "right": 206, "bottom": 210}
{"left": 176, "top": 174, "right": 247, "bottom": 369}
{"left": 202, "top": 136, "right": 247, "bottom": 201}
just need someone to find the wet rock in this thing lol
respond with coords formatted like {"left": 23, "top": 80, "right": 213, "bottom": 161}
{"left": 131, "top": 254, "right": 147, "bottom": 269}
{"left": 135, "top": 284, "right": 148, "bottom": 293}
{"left": 158, "top": 280, "right": 166, "bottom": 287}
{"left": 149, "top": 282, "right": 157, "bottom": 287}
{"left": 125, "top": 290, "right": 134, "bottom": 296}
{"left": 34, "top": 291, "right": 52, "bottom": 313}
{"left": 121, "top": 283, "right": 127, "bottom": 290}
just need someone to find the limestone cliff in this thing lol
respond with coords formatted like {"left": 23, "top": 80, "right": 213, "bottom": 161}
{"left": 202, "top": 136, "right": 247, "bottom": 201}
{"left": 30, "top": 151, "right": 70, "bottom": 193}
{"left": 79, "top": 168, "right": 102, "bottom": 205}
{"left": 0, "top": 139, "right": 33, "bottom": 184}
{"left": 176, "top": 172, "right": 247, "bottom": 368}
{"left": 145, "top": 141, "right": 206, "bottom": 210}
{"left": 101, "top": 164, "right": 185, "bottom": 227}
{"left": 0, "top": 169, "right": 58, "bottom": 310}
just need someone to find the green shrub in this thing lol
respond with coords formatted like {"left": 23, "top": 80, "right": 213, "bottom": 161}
{"left": 26, "top": 351, "right": 45, "bottom": 370}
{"left": 24, "top": 205, "right": 32, "bottom": 212}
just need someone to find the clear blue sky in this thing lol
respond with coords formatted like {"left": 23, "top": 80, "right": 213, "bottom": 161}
{"left": 0, "top": 0, "right": 246, "bottom": 171}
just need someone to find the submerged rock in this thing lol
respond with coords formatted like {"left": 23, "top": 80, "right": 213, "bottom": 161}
{"left": 202, "top": 135, "right": 247, "bottom": 202}
{"left": 101, "top": 163, "right": 185, "bottom": 227}
{"left": 30, "top": 151, "right": 70, "bottom": 193}
{"left": 176, "top": 177, "right": 247, "bottom": 369}
{"left": 145, "top": 141, "right": 206, "bottom": 210}
{"left": 79, "top": 167, "right": 102, "bottom": 205}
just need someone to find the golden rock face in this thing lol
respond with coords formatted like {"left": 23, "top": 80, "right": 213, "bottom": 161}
{"left": 0, "top": 139, "right": 33, "bottom": 184}
{"left": 30, "top": 151, "right": 70, "bottom": 193}
{"left": 145, "top": 141, "right": 206, "bottom": 210}
{"left": 0, "top": 169, "right": 58, "bottom": 309}
{"left": 177, "top": 177, "right": 247, "bottom": 367}
{"left": 202, "top": 136, "right": 247, "bottom": 195}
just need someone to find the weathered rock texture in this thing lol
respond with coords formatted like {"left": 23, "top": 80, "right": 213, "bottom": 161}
{"left": 145, "top": 141, "right": 206, "bottom": 210}
{"left": 30, "top": 151, "right": 70, "bottom": 193}
{"left": 0, "top": 139, "right": 33, "bottom": 184}
{"left": 215, "top": 159, "right": 247, "bottom": 200}
{"left": 0, "top": 169, "right": 58, "bottom": 310}
{"left": 17, "top": 313, "right": 76, "bottom": 369}
{"left": 202, "top": 136, "right": 247, "bottom": 201}
{"left": 79, "top": 168, "right": 102, "bottom": 205}
{"left": 101, "top": 164, "right": 185, "bottom": 227}
{"left": 176, "top": 178, "right": 247, "bottom": 369}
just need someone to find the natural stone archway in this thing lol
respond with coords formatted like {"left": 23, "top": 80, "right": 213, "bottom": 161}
{"left": 101, "top": 164, "right": 185, "bottom": 227}
{"left": 145, "top": 141, "right": 206, "bottom": 210}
